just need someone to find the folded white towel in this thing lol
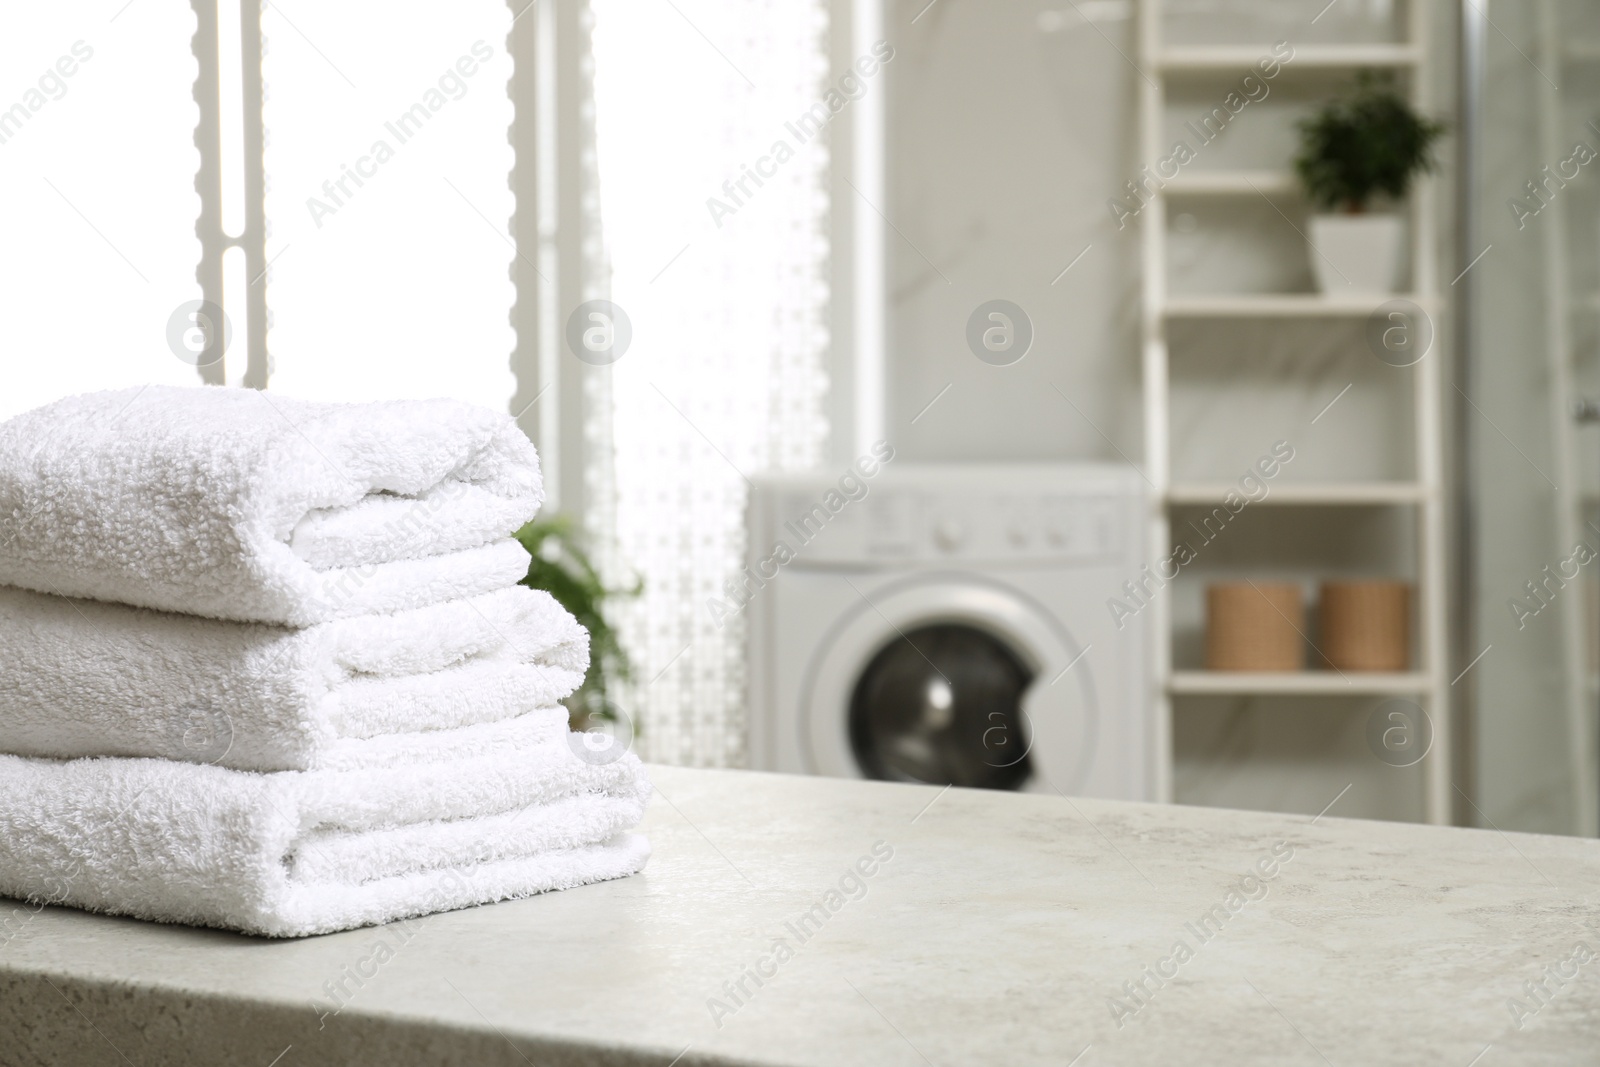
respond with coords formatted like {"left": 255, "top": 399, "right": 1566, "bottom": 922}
{"left": 0, "top": 736, "right": 651, "bottom": 937}
{"left": 0, "top": 585, "right": 589, "bottom": 772}
{"left": 0, "top": 385, "right": 542, "bottom": 626}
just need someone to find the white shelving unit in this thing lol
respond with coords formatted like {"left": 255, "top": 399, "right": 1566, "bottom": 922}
{"left": 1157, "top": 43, "right": 1423, "bottom": 72}
{"left": 1166, "top": 482, "right": 1430, "bottom": 506}
{"left": 1164, "top": 293, "right": 1439, "bottom": 318}
{"left": 1169, "top": 671, "right": 1433, "bottom": 696}
{"left": 1137, "top": 1, "right": 1451, "bottom": 824}
{"left": 1163, "top": 170, "right": 1298, "bottom": 196}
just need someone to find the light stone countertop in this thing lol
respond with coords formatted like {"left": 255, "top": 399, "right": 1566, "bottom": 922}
{"left": 2, "top": 764, "right": 1599, "bottom": 1066}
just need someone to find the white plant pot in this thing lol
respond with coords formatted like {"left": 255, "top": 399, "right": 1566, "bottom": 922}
{"left": 1307, "top": 214, "right": 1406, "bottom": 296}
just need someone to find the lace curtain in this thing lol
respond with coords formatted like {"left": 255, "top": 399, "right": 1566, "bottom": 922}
{"left": 588, "top": 0, "right": 831, "bottom": 765}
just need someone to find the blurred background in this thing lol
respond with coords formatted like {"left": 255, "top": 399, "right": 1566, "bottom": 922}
{"left": 4, "top": 0, "right": 1598, "bottom": 836}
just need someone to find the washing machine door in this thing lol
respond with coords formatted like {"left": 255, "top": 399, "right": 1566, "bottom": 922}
{"left": 799, "top": 575, "right": 1096, "bottom": 795}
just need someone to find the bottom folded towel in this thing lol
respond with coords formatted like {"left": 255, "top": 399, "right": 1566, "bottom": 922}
{"left": 0, "top": 737, "right": 651, "bottom": 937}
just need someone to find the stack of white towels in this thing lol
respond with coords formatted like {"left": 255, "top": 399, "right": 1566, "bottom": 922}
{"left": 0, "top": 386, "right": 650, "bottom": 937}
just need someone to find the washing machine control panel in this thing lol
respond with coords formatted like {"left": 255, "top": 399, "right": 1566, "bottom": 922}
{"left": 771, "top": 486, "right": 1128, "bottom": 567}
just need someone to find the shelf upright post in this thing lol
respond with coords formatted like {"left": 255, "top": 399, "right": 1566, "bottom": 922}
{"left": 1137, "top": 0, "right": 1172, "bottom": 804}
{"left": 1409, "top": 0, "right": 1451, "bottom": 826}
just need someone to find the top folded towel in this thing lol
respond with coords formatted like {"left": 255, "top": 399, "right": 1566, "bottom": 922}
{"left": 0, "top": 385, "right": 543, "bottom": 625}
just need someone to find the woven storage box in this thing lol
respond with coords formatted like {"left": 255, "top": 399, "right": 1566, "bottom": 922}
{"left": 1319, "top": 580, "right": 1411, "bottom": 671}
{"left": 1205, "top": 582, "right": 1304, "bottom": 671}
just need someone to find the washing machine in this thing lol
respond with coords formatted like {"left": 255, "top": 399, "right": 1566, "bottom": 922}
{"left": 746, "top": 463, "right": 1152, "bottom": 800}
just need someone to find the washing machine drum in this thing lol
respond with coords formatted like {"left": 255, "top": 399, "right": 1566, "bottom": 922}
{"left": 800, "top": 577, "right": 1098, "bottom": 794}
{"left": 849, "top": 624, "right": 1033, "bottom": 790}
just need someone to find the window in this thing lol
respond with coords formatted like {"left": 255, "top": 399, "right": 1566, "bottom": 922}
{"left": 2, "top": 0, "right": 840, "bottom": 769}
{"left": 0, "top": 5, "right": 204, "bottom": 420}
{"left": 260, "top": 1, "right": 516, "bottom": 406}
{"left": 1, "top": 1, "right": 519, "bottom": 418}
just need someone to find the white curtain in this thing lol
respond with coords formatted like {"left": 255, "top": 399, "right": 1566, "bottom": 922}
{"left": 589, "top": 0, "right": 831, "bottom": 765}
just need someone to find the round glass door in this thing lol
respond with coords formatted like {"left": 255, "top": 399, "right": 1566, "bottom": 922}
{"left": 847, "top": 623, "right": 1034, "bottom": 790}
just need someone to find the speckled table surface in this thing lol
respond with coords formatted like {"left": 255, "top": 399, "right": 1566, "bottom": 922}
{"left": 2, "top": 764, "right": 1598, "bottom": 1066}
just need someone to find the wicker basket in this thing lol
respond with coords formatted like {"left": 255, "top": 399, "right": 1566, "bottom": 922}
{"left": 1205, "top": 582, "right": 1304, "bottom": 671}
{"left": 1318, "top": 580, "right": 1411, "bottom": 672}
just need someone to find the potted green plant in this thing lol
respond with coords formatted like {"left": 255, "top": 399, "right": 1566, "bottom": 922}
{"left": 1294, "top": 73, "right": 1446, "bottom": 295}
{"left": 513, "top": 515, "right": 641, "bottom": 732}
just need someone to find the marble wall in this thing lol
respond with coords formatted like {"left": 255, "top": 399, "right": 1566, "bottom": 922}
{"left": 881, "top": 0, "right": 1592, "bottom": 833}
{"left": 1464, "top": 0, "right": 1600, "bottom": 836}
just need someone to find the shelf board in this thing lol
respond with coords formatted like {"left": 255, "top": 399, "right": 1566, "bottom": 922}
{"left": 1164, "top": 170, "right": 1298, "bottom": 197}
{"left": 1170, "top": 671, "right": 1431, "bottom": 696}
{"left": 1167, "top": 482, "right": 1429, "bottom": 506}
{"left": 1164, "top": 293, "right": 1435, "bottom": 318}
{"left": 1157, "top": 44, "right": 1422, "bottom": 72}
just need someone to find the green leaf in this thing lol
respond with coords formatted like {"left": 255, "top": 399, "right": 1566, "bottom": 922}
{"left": 512, "top": 515, "right": 642, "bottom": 726}
{"left": 1294, "top": 71, "right": 1447, "bottom": 212}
